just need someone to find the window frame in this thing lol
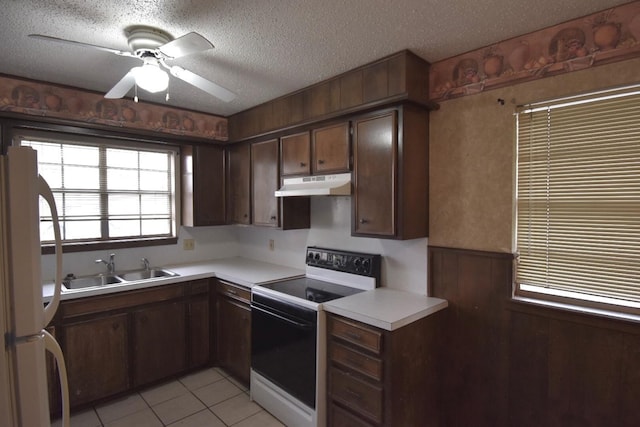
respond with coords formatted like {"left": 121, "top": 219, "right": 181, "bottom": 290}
{"left": 514, "top": 83, "right": 640, "bottom": 320}
{"left": 11, "top": 128, "right": 180, "bottom": 253}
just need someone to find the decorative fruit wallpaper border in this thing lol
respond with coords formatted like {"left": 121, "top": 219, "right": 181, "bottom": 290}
{"left": 0, "top": 75, "right": 228, "bottom": 141}
{"left": 429, "top": 1, "right": 640, "bottom": 102}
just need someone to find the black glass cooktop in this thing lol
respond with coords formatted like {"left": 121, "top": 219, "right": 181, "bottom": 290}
{"left": 260, "top": 277, "right": 364, "bottom": 303}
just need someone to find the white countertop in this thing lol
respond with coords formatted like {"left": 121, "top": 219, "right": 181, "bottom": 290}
{"left": 44, "top": 257, "right": 305, "bottom": 301}
{"left": 323, "top": 287, "right": 448, "bottom": 331}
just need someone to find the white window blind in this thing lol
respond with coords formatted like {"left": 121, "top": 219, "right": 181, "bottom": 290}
{"left": 515, "top": 85, "right": 640, "bottom": 314}
{"left": 17, "top": 133, "right": 177, "bottom": 244}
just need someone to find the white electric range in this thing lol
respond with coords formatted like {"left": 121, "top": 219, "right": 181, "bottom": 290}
{"left": 250, "top": 247, "right": 381, "bottom": 427}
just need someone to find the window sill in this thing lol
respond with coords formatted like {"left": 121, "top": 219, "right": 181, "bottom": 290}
{"left": 42, "top": 237, "right": 178, "bottom": 255}
{"left": 509, "top": 296, "right": 640, "bottom": 332}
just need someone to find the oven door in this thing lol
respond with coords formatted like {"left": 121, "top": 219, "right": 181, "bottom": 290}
{"left": 251, "top": 292, "right": 317, "bottom": 409}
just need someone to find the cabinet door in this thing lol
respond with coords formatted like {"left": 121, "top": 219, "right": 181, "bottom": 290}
{"left": 281, "top": 132, "right": 311, "bottom": 176}
{"left": 227, "top": 143, "right": 251, "bottom": 224}
{"left": 64, "top": 314, "right": 129, "bottom": 407}
{"left": 312, "top": 122, "right": 350, "bottom": 174}
{"left": 251, "top": 139, "right": 279, "bottom": 227}
{"left": 353, "top": 111, "right": 397, "bottom": 236}
{"left": 216, "top": 296, "right": 251, "bottom": 384}
{"left": 188, "top": 297, "right": 211, "bottom": 368}
{"left": 182, "top": 145, "right": 226, "bottom": 226}
{"left": 133, "top": 301, "right": 186, "bottom": 387}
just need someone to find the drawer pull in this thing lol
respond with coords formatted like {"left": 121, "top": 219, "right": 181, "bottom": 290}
{"left": 346, "top": 331, "right": 362, "bottom": 340}
{"left": 345, "top": 387, "right": 363, "bottom": 400}
{"left": 226, "top": 288, "right": 237, "bottom": 295}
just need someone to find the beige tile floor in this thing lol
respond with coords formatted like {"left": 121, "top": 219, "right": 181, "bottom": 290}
{"left": 52, "top": 368, "right": 285, "bottom": 427}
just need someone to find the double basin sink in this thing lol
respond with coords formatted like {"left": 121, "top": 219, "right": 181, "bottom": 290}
{"left": 63, "top": 268, "right": 179, "bottom": 290}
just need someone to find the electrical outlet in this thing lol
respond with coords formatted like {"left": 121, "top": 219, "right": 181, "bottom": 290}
{"left": 269, "top": 239, "right": 275, "bottom": 251}
{"left": 183, "top": 238, "right": 195, "bottom": 250}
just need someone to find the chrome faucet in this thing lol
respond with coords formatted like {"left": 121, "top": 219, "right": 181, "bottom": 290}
{"left": 141, "top": 257, "right": 150, "bottom": 271}
{"left": 95, "top": 253, "right": 116, "bottom": 274}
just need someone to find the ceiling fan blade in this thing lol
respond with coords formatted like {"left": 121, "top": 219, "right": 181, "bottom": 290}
{"left": 169, "top": 66, "right": 236, "bottom": 102}
{"left": 158, "top": 32, "right": 213, "bottom": 59}
{"left": 104, "top": 70, "right": 137, "bottom": 99}
{"left": 28, "top": 34, "right": 134, "bottom": 57}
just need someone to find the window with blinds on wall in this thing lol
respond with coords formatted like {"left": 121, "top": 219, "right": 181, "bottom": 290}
{"left": 16, "top": 131, "right": 178, "bottom": 246}
{"left": 515, "top": 85, "right": 640, "bottom": 316}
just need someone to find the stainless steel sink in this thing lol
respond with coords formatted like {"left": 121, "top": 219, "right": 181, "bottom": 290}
{"left": 118, "top": 268, "right": 178, "bottom": 281}
{"left": 64, "top": 274, "right": 124, "bottom": 289}
{"left": 62, "top": 268, "right": 179, "bottom": 290}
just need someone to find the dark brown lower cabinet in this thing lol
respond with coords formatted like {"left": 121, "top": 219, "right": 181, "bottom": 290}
{"left": 327, "top": 312, "right": 443, "bottom": 426}
{"left": 215, "top": 280, "right": 251, "bottom": 384}
{"left": 188, "top": 296, "right": 211, "bottom": 368}
{"left": 57, "top": 280, "right": 211, "bottom": 409}
{"left": 63, "top": 313, "right": 129, "bottom": 407}
{"left": 133, "top": 302, "right": 186, "bottom": 387}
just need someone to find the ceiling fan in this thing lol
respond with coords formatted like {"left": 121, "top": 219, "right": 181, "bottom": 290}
{"left": 29, "top": 26, "right": 236, "bottom": 102}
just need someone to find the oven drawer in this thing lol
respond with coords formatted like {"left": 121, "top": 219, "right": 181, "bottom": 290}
{"left": 217, "top": 280, "right": 250, "bottom": 302}
{"left": 329, "top": 341, "right": 383, "bottom": 381}
{"left": 330, "top": 367, "right": 383, "bottom": 423}
{"left": 329, "top": 316, "right": 382, "bottom": 355}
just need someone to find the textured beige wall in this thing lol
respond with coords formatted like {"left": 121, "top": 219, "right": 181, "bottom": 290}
{"left": 429, "top": 57, "right": 640, "bottom": 253}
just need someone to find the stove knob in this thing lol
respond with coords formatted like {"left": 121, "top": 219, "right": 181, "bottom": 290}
{"left": 354, "top": 258, "right": 362, "bottom": 267}
{"left": 314, "top": 252, "right": 321, "bottom": 261}
{"left": 307, "top": 252, "right": 315, "bottom": 260}
{"left": 362, "top": 259, "right": 371, "bottom": 272}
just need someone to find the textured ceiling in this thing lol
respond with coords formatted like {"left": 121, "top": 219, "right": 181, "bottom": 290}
{"left": 0, "top": 0, "right": 631, "bottom": 116}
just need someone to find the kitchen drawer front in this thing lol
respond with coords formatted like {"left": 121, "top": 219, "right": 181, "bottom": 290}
{"left": 188, "top": 279, "right": 210, "bottom": 295}
{"left": 329, "top": 401, "right": 375, "bottom": 427}
{"left": 330, "top": 367, "right": 383, "bottom": 424}
{"left": 330, "top": 341, "right": 382, "bottom": 381}
{"left": 62, "top": 284, "right": 184, "bottom": 318}
{"left": 216, "top": 280, "right": 251, "bottom": 303}
{"left": 329, "top": 316, "right": 382, "bottom": 355}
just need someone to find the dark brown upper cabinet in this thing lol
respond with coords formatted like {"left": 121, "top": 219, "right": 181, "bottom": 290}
{"left": 228, "top": 50, "right": 431, "bottom": 142}
{"left": 312, "top": 122, "right": 350, "bottom": 175}
{"left": 182, "top": 144, "right": 226, "bottom": 227}
{"left": 226, "top": 143, "right": 251, "bottom": 225}
{"left": 352, "top": 105, "right": 428, "bottom": 239}
{"left": 281, "top": 131, "right": 311, "bottom": 177}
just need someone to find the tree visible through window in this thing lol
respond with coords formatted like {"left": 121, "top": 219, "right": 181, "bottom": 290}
{"left": 515, "top": 85, "right": 640, "bottom": 316}
{"left": 17, "top": 132, "right": 177, "bottom": 246}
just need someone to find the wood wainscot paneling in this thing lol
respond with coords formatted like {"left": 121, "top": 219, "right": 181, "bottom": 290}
{"left": 428, "top": 246, "right": 512, "bottom": 427}
{"left": 428, "top": 246, "right": 640, "bottom": 427}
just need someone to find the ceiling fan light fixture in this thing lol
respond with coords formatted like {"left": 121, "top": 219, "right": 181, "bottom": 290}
{"left": 133, "top": 63, "right": 169, "bottom": 93}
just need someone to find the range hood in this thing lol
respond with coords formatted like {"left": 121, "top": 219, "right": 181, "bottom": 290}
{"left": 275, "top": 173, "right": 351, "bottom": 197}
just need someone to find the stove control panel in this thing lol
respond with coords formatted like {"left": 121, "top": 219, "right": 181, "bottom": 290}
{"left": 306, "top": 247, "right": 381, "bottom": 279}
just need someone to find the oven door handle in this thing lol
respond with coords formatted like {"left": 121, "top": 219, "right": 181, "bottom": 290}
{"left": 251, "top": 304, "right": 314, "bottom": 330}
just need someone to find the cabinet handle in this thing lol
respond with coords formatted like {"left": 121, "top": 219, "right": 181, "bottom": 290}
{"left": 318, "top": 159, "right": 325, "bottom": 165}
{"left": 346, "top": 331, "right": 362, "bottom": 340}
{"left": 243, "top": 213, "right": 248, "bottom": 218}
{"left": 227, "top": 288, "right": 237, "bottom": 295}
{"left": 270, "top": 215, "right": 277, "bottom": 221}
{"left": 300, "top": 162, "right": 307, "bottom": 167}
{"left": 359, "top": 218, "right": 369, "bottom": 224}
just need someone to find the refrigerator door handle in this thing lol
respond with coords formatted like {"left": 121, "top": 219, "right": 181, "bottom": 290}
{"left": 43, "top": 330, "right": 69, "bottom": 427}
{"left": 39, "top": 176, "right": 62, "bottom": 326}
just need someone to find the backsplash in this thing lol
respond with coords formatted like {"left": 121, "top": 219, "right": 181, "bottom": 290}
{"left": 41, "top": 197, "right": 428, "bottom": 295}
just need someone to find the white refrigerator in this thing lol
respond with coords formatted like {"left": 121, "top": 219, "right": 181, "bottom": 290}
{"left": 0, "top": 146, "right": 69, "bottom": 426}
